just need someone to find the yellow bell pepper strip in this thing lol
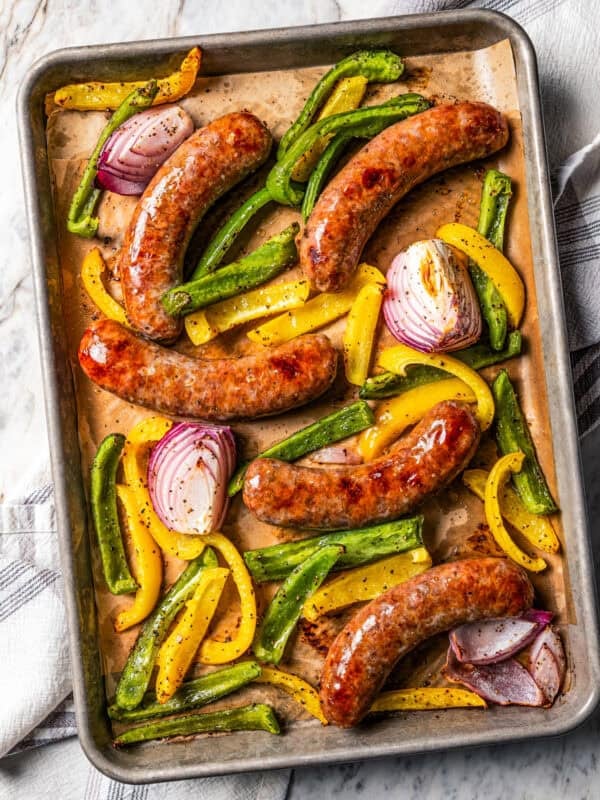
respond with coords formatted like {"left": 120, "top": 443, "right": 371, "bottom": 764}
{"left": 370, "top": 687, "right": 487, "bottom": 713}
{"left": 185, "top": 279, "right": 310, "bottom": 346}
{"left": 254, "top": 666, "right": 328, "bottom": 724}
{"left": 155, "top": 567, "right": 230, "bottom": 703}
{"left": 343, "top": 281, "right": 385, "bottom": 386}
{"left": 196, "top": 532, "right": 257, "bottom": 665}
{"left": 248, "top": 263, "right": 386, "bottom": 346}
{"left": 113, "top": 485, "right": 163, "bottom": 632}
{"left": 54, "top": 47, "right": 201, "bottom": 111}
{"left": 81, "top": 247, "right": 129, "bottom": 326}
{"left": 436, "top": 222, "right": 525, "bottom": 329}
{"left": 463, "top": 469, "right": 560, "bottom": 554}
{"left": 291, "top": 76, "right": 368, "bottom": 182}
{"left": 303, "top": 546, "right": 432, "bottom": 622}
{"left": 378, "top": 343, "right": 495, "bottom": 431}
{"left": 359, "top": 378, "right": 477, "bottom": 461}
{"left": 121, "top": 417, "right": 206, "bottom": 561}
{"left": 484, "top": 452, "right": 548, "bottom": 572}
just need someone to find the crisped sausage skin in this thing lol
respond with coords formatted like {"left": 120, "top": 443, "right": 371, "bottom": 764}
{"left": 243, "top": 401, "right": 480, "bottom": 529}
{"left": 320, "top": 557, "right": 534, "bottom": 727}
{"left": 119, "top": 112, "right": 272, "bottom": 342}
{"left": 78, "top": 318, "right": 337, "bottom": 421}
{"left": 299, "top": 102, "right": 509, "bottom": 292}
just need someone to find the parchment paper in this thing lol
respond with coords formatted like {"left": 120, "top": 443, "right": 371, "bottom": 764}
{"left": 45, "top": 38, "right": 569, "bottom": 725}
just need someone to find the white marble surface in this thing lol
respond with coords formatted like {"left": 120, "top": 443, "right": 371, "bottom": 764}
{"left": 2, "top": 0, "right": 600, "bottom": 798}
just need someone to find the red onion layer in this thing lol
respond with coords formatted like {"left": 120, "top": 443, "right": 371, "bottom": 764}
{"left": 383, "top": 239, "right": 482, "bottom": 353}
{"left": 147, "top": 422, "right": 236, "bottom": 535}
{"left": 96, "top": 104, "right": 194, "bottom": 195}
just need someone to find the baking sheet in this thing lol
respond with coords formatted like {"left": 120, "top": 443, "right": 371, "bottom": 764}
{"left": 45, "top": 36, "right": 570, "bottom": 732}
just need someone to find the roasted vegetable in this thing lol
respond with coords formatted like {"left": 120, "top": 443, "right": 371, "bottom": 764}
{"left": 90, "top": 434, "right": 137, "bottom": 595}
{"left": 268, "top": 93, "right": 430, "bottom": 207}
{"left": 277, "top": 49, "right": 404, "bottom": 158}
{"left": 114, "top": 703, "right": 280, "bottom": 745}
{"left": 469, "top": 169, "right": 513, "bottom": 350}
{"left": 81, "top": 248, "right": 129, "bottom": 326}
{"left": 343, "top": 282, "right": 384, "bottom": 385}
{"left": 253, "top": 545, "right": 343, "bottom": 664}
{"left": 370, "top": 687, "right": 486, "bottom": 712}
{"left": 492, "top": 370, "right": 557, "bottom": 514}
{"left": 162, "top": 223, "right": 299, "bottom": 317}
{"left": 114, "top": 548, "right": 218, "bottom": 711}
{"left": 255, "top": 667, "right": 327, "bottom": 724}
{"left": 108, "top": 662, "right": 262, "bottom": 722}
{"left": 228, "top": 400, "right": 374, "bottom": 496}
{"left": 360, "top": 331, "right": 522, "bottom": 400}
{"left": 67, "top": 81, "right": 158, "bottom": 238}
{"left": 244, "top": 516, "right": 424, "bottom": 583}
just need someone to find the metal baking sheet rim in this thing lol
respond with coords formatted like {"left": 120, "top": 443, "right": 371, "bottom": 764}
{"left": 17, "top": 9, "right": 600, "bottom": 784}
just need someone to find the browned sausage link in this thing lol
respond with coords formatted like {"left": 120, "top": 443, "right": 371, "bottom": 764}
{"left": 243, "top": 400, "right": 480, "bottom": 529}
{"left": 299, "top": 102, "right": 509, "bottom": 292}
{"left": 78, "top": 319, "right": 337, "bottom": 421}
{"left": 320, "top": 557, "right": 534, "bottom": 727}
{"left": 119, "top": 111, "right": 272, "bottom": 343}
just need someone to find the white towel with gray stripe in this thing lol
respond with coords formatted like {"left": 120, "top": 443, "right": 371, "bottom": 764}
{"left": 1, "top": 0, "right": 599, "bottom": 798}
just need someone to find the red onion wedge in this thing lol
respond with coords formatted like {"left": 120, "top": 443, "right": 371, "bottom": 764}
{"left": 383, "top": 239, "right": 482, "bottom": 353}
{"left": 450, "top": 617, "right": 542, "bottom": 666}
{"left": 96, "top": 104, "right": 194, "bottom": 195}
{"left": 522, "top": 608, "right": 554, "bottom": 626}
{"left": 308, "top": 445, "right": 363, "bottom": 465}
{"left": 443, "top": 646, "right": 546, "bottom": 707}
{"left": 148, "top": 422, "right": 236, "bottom": 535}
{"left": 529, "top": 626, "right": 566, "bottom": 704}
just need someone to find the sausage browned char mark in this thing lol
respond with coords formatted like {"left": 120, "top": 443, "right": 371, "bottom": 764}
{"left": 299, "top": 102, "right": 509, "bottom": 293}
{"left": 119, "top": 111, "right": 272, "bottom": 343}
{"left": 243, "top": 400, "right": 480, "bottom": 529}
{"left": 78, "top": 319, "right": 338, "bottom": 421}
{"left": 320, "top": 557, "right": 534, "bottom": 727}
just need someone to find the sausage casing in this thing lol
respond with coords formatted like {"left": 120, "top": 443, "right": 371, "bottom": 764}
{"left": 119, "top": 111, "right": 272, "bottom": 342}
{"left": 78, "top": 319, "right": 337, "bottom": 421}
{"left": 243, "top": 400, "right": 480, "bottom": 529}
{"left": 320, "top": 557, "right": 534, "bottom": 727}
{"left": 299, "top": 102, "right": 509, "bottom": 292}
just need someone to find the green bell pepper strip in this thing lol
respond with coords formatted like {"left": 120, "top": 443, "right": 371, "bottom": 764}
{"left": 114, "top": 548, "right": 219, "bottom": 711}
{"left": 301, "top": 132, "right": 352, "bottom": 222}
{"left": 469, "top": 169, "right": 513, "bottom": 351}
{"left": 492, "top": 369, "right": 558, "bottom": 514}
{"left": 108, "top": 662, "right": 262, "bottom": 722}
{"left": 162, "top": 223, "right": 299, "bottom": 317}
{"left": 253, "top": 545, "right": 344, "bottom": 664}
{"left": 244, "top": 515, "right": 424, "bottom": 583}
{"left": 267, "top": 93, "right": 430, "bottom": 207}
{"left": 192, "top": 186, "right": 273, "bottom": 279}
{"left": 114, "top": 703, "right": 280, "bottom": 745}
{"left": 67, "top": 80, "right": 158, "bottom": 238}
{"left": 277, "top": 49, "right": 404, "bottom": 160}
{"left": 359, "top": 331, "right": 522, "bottom": 400}
{"left": 227, "top": 400, "right": 374, "bottom": 497}
{"left": 90, "top": 433, "right": 137, "bottom": 595}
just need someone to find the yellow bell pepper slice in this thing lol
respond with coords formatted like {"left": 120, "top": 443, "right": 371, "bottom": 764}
{"left": 81, "top": 247, "right": 129, "bottom": 327}
{"left": 378, "top": 344, "right": 495, "bottom": 431}
{"left": 254, "top": 666, "right": 328, "bottom": 725}
{"left": 248, "top": 263, "right": 386, "bottom": 346}
{"left": 113, "top": 484, "right": 163, "bottom": 632}
{"left": 54, "top": 47, "right": 201, "bottom": 110}
{"left": 370, "top": 687, "right": 487, "bottom": 713}
{"left": 185, "top": 279, "right": 310, "bottom": 346}
{"left": 436, "top": 222, "right": 525, "bottom": 328}
{"left": 484, "top": 452, "right": 547, "bottom": 572}
{"left": 291, "top": 76, "right": 368, "bottom": 182}
{"left": 194, "top": 533, "right": 257, "bottom": 665}
{"left": 359, "top": 378, "right": 476, "bottom": 461}
{"left": 303, "top": 547, "right": 432, "bottom": 622}
{"left": 121, "top": 417, "right": 206, "bottom": 561}
{"left": 464, "top": 469, "right": 560, "bottom": 554}
{"left": 155, "top": 567, "right": 230, "bottom": 703}
{"left": 343, "top": 281, "right": 385, "bottom": 386}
